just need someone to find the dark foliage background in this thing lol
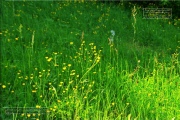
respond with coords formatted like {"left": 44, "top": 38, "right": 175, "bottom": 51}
{"left": 102, "top": 0, "right": 180, "bottom": 20}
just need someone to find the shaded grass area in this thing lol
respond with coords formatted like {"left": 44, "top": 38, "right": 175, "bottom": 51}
{"left": 1, "top": 1, "right": 180, "bottom": 119}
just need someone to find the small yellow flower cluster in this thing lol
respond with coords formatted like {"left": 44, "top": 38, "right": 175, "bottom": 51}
{"left": 81, "top": 41, "right": 85, "bottom": 46}
{"left": 49, "top": 105, "right": 57, "bottom": 112}
{"left": 70, "top": 42, "right": 73, "bottom": 45}
{"left": 24, "top": 76, "right": 28, "bottom": 80}
{"left": 70, "top": 70, "right": 76, "bottom": 76}
{"left": 36, "top": 105, "right": 41, "bottom": 108}
{"left": 59, "top": 82, "right": 64, "bottom": 87}
{"left": 45, "top": 57, "right": 53, "bottom": 62}
{"left": 95, "top": 55, "right": 101, "bottom": 63}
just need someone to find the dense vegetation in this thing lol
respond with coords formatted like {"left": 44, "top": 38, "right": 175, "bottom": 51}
{"left": 1, "top": 1, "right": 179, "bottom": 120}
{"left": 104, "top": 0, "right": 180, "bottom": 19}
{"left": 131, "top": 0, "right": 180, "bottom": 19}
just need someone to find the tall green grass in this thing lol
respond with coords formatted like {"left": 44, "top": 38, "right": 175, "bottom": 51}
{"left": 1, "top": 1, "right": 180, "bottom": 119}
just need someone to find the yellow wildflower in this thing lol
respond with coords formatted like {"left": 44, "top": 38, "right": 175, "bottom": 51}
{"left": 36, "top": 105, "right": 41, "bottom": 108}
{"left": 47, "top": 58, "right": 52, "bottom": 62}
{"left": 15, "top": 37, "right": 18, "bottom": 40}
{"left": 63, "top": 66, "right": 66, "bottom": 70}
{"left": 2, "top": 85, "right": 6, "bottom": 88}
{"left": 27, "top": 114, "right": 31, "bottom": 117}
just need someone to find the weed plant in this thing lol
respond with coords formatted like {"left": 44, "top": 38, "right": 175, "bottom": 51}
{"left": 1, "top": 1, "right": 180, "bottom": 120}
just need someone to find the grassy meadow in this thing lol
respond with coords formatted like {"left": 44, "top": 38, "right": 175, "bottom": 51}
{"left": 1, "top": 1, "right": 180, "bottom": 120}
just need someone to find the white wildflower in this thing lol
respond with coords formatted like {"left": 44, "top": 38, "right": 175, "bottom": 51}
{"left": 111, "top": 30, "right": 115, "bottom": 36}
{"left": 109, "top": 30, "right": 115, "bottom": 44}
